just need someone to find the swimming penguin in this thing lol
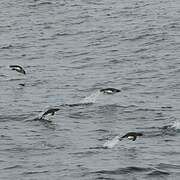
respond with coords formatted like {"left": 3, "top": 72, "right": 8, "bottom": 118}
{"left": 100, "top": 88, "right": 121, "bottom": 94}
{"left": 120, "top": 132, "right": 143, "bottom": 141}
{"left": 39, "top": 108, "right": 60, "bottom": 119}
{"left": 9, "top": 65, "right": 26, "bottom": 75}
{"left": 19, "top": 83, "right": 25, "bottom": 86}
{"left": 103, "top": 132, "right": 143, "bottom": 148}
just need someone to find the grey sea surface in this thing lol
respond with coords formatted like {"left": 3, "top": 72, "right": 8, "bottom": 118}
{"left": 0, "top": 0, "right": 180, "bottom": 179}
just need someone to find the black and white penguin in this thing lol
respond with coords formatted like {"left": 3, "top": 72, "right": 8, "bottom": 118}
{"left": 39, "top": 108, "right": 60, "bottom": 119}
{"left": 100, "top": 88, "right": 121, "bottom": 94}
{"left": 120, "top": 132, "right": 143, "bottom": 141}
{"left": 9, "top": 65, "right": 26, "bottom": 75}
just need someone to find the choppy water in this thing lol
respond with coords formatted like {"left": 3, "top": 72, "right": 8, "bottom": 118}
{"left": 0, "top": 0, "right": 180, "bottom": 179}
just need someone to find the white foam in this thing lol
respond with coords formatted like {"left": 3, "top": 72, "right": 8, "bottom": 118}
{"left": 79, "top": 90, "right": 101, "bottom": 104}
{"left": 103, "top": 136, "right": 120, "bottom": 148}
{"left": 171, "top": 121, "right": 180, "bottom": 130}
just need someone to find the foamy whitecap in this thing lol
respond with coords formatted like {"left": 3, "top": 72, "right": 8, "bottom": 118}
{"left": 79, "top": 90, "right": 101, "bottom": 104}
{"left": 103, "top": 136, "right": 120, "bottom": 148}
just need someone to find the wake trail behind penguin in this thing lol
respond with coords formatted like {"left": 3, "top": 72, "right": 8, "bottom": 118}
{"left": 103, "top": 136, "right": 120, "bottom": 148}
{"left": 79, "top": 90, "right": 101, "bottom": 104}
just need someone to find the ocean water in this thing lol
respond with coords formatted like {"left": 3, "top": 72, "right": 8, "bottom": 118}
{"left": 0, "top": 0, "right": 180, "bottom": 179}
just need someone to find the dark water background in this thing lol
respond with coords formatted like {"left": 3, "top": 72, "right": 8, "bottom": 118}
{"left": 0, "top": 0, "right": 180, "bottom": 179}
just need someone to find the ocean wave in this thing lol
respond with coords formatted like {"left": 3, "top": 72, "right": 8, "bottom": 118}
{"left": 146, "top": 170, "right": 170, "bottom": 177}
{"left": 93, "top": 166, "right": 151, "bottom": 175}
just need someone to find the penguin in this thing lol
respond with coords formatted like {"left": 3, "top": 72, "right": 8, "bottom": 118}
{"left": 39, "top": 108, "right": 60, "bottom": 119}
{"left": 9, "top": 65, "right": 26, "bottom": 75}
{"left": 120, "top": 132, "right": 143, "bottom": 141}
{"left": 100, "top": 88, "right": 120, "bottom": 94}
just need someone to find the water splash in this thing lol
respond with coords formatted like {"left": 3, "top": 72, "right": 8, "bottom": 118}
{"left": 171, "top": 121, "right": 180, "bottom": 130}
{"left": 79, "top": 90, "right": 101, "bottom": 104}
{"left": 103, "top": 136, "right": 120, "bottom": 148}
